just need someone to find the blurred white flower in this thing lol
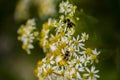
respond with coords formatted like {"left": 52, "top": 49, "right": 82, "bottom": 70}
{"left": 18, "top": 19, "right": 38, "bottom": 54}
{"left": 14, "top": 0, "right": 32, "bottom": 21}
{"left": 81, "top": 32, "right": 89, "bottom": 42}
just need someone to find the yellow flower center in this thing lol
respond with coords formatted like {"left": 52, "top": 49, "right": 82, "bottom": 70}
{"left": 92, "top": 54, "right": 97, "bottom": 60}
{"left": 74, "top": 41, "right": 79, "bottom": 45}
{"left": 52, "top": 49, "right": 61, "bottom": 56}
{"left": 37, "top": 61, "right": 43, "bottom": 67}
{"left": 50, "top": 35, "right": 59, "bottom": 43}
{"left": 60, "top": 32, "right": 65, "bottom": 37}
{"left": 46, "top": 59, "right": 50, "bottom": 64}
{"left": 89, "top": 72, "right": 94, "bottom": 77}
{"left": 58, "top": 42, "right": 67, "bottom": 49}
{"left": 22, "top": 43, "right": 28, "bottom": 50}
{"left": 61, "top": 71, "right": 64, "bottom": 76}
{"left": 70, "top": 48, "right": 74, "bottom": 53}
{"left": 39, "top": 38, "right": 44, "bottom": 47}
{"left": 46, "top": 52, "right": 52, "bottom": 58}
{"left": 82, "top": 35, "right": 88, "bottom": 41}
{"left": 41, "top": 68, "right": 53, "bottom": 77}
{"left": 43, "top": 22, "right": 49, "bottom": 30}
{"left": 42, "top": 71, "right": 48, "bottom": 77}
{"left": 56, "top": 22, "right": 61, "bottom": 27}
{"left": 34, "top": 68, "right": 38, "bottom": 76}
{"left": 72, "top": 73, "right": 76, "bottom": 78}
{"left": 47, "top": 68, "right": 53, "bottom": 75}
{"left": 45, "top": 42, "right": 50, "bottom": 50}
{"left": 76, "top": 59, "right": 80, "bottom": 64}
{"left": 86, "top": 48, "right": 92, "bottom": 54}
{"left": 18, "top": 26, "right": 25, "bottom": 35}
{"left": 41, "top": 30, "right": 46, "bottom": 38}
{"left": 59, "top": 59, "right": 67, "bottom": 66}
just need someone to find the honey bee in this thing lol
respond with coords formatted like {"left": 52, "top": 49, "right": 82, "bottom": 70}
{"left": 63, "top": 18, "right": 75, "bottom": 28}
{"left": 63, "top": 51, "right": 70, "bottom": 60}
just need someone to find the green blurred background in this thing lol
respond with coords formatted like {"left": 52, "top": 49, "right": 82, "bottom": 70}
{"left": 0, "top": 0, "right": 120, "bottom": 80}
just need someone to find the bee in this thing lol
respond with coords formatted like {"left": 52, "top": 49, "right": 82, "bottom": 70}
{"left": 63, "top": 18, "right": 75, "bottom": 28}
{"left": 63, "top": 51, "right": 70, "bottom": 60}
{"left": 67, "top": 21, "right": 75, "bottom": 28}
{"left": 63, "top": 18, "right": 70, "bottom": 23}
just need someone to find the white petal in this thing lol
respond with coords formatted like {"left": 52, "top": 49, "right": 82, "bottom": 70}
{"left": 94, "top": 70, "right": 99, "bottom": 73}
{"left": 84, "top": 73, "right": 89, "bottom": 77}
{"left": 94, "top": 74, "right": 100, "bottom": 78}
{"left": 86, "top": 67, "right": 90, "bottom": 72}
{"left": 91, "top": 66, "right": 95, "bottom": 72}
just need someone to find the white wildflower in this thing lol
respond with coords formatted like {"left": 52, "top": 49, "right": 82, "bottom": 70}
{"left": 84, "top": 66, "right": 100, "bottom": 80}
{"left": 81, "top": 32, "right": 89, "bottom": 42}
{"left": 18, "top": 19, "right": 38, "bottom": 54}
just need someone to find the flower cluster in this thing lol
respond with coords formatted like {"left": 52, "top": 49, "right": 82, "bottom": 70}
{"left": 34, "top": 1, "right": 100, "bottom": 80}
{"left": 14, "top": 0, "right": 31, "bottom": 21}
{"left": 17, "top": 0, "right": 101, "bottom": 80}
{"left": 17, "top": 19, "right": 38, "bottom": 54}
{"left": 15, "top": 0, "right": 56, "bottom": 21}
{"left": 35, "top": 0, "right": 56, "bottom": 18}
{"left": 59, "top": 0, "right": 77, "bottom": 16}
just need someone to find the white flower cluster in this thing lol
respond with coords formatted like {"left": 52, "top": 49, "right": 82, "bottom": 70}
{"left": 15, "top": 0, "right": 56, "bottom": 21}
{"left": 35, "top": 0, "right": 56, "bottom": 18}
{"left": 14, "top": 0, "right": 31, "bottom": 21}
{"left": 59, "top": 0, "right": 77, "bottom": 16}
{"left": 34, "top": 1, "right": 100, "bottom": 80}
{"left": 17, "top": 19, "right": 39, "bottom": 54}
